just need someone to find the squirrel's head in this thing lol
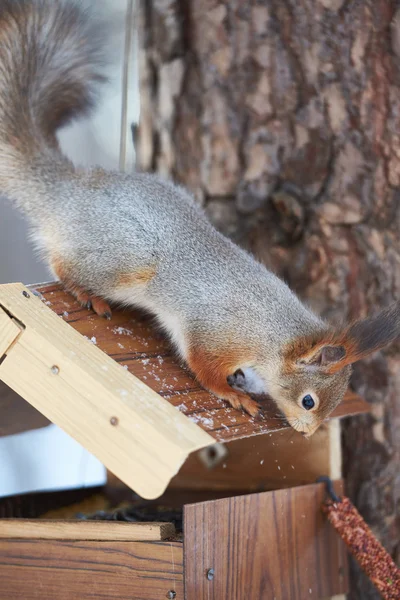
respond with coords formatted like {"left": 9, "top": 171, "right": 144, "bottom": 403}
{"left": 227, "top": 302, "right": 400, "bottom": 437}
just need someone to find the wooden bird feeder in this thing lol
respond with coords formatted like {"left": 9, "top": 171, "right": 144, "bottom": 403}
{"left": 0, "top": 281, "right": 370, "bottom": 599}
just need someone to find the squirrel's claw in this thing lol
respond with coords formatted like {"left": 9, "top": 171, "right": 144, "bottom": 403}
{"left": 86, "top": 296, "right": 112, "bottom": 319}
{"left": 61, "top": 284, "right": 112, "bottom": 320}
{"left": 226, "top": 392, "right": 261, "bottom": 418}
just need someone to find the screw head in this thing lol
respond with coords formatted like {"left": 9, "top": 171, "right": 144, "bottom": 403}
{"left": 22, "top": 291, "right": 30, "bottom": 298}
{"left": 50, "top": 365, "right": 60, "bottom": 375}
{"left": 110, "top": 416, "right": 119, "bottom": 426}
{"left": 166, "top": 592, "right": 176, "bottom": 599}
{"left": 206, "top": 568, "right": 215, "bottom": 581}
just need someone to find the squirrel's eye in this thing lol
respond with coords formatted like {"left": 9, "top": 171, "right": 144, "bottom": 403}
{"left": 302, "top": 394, "right": 315, "bottom": 410}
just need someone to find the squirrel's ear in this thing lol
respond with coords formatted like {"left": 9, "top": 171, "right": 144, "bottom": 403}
{"left": 301, "top": 302, "right": 400, "bottom": 374}
{"left": 298, "top": 345, "right": 346, "bottom": 369}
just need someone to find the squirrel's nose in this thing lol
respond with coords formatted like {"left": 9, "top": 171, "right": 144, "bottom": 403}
{"left": 301, "top": 423, "right": 320, "bottom": 438}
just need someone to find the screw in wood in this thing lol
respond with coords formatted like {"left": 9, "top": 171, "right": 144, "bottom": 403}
{"left": 110, "top": 416, "right": 119, "bottom": 426}
{"left": 50, "top": 365, "right": 60, "bottom": 375}
{"left": 22, "top": 291, "right": 30, "bottom": 298}
{"left": 206, "top": 568, "right": 215, "bottom": 581}
{"left": 166, "top": 592, "right": 176, "bottom": 599}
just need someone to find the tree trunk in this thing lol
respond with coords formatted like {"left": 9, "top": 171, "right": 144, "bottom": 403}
{"left": 138, "top": 1, "right": 400, "bottom": 597}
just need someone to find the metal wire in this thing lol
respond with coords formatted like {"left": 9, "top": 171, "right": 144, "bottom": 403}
{"left": 119, "top": 0, "right": 136, "bottom": 172}
{"left": 317, "top": 475, "right": 342, "bottom": 502}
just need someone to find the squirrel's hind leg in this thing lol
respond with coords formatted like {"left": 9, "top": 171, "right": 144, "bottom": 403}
{"left": 51, "top": 257, "right": 112, "bottom": 319}
{"left": 71, "top": 287, "right": 112, "bottom": 319}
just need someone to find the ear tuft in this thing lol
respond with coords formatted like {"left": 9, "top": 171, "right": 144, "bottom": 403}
{"left": 322, "top": 301, "right": 400, "bottom": 373}
{"left": 286, "top": 301, "right": 400, "bottom": 374}
{"left": 346, "top": 301, "right": 400, "bottom": 358}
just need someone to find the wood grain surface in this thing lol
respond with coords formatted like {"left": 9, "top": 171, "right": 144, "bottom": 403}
{"left": 0, "top": 539, "right": 183, "bottom": 600}
{"left": 0, "top": 519, "right": 175, "bottom": 541}
{"left": 184, "top": 482, "right": 348, "bottom": 600}
{"left": 0, "top": 307, "right": 21, "bottom": 355}
{"left": 11, "top": 282, "right": 367, "bottom": 445}
{"left": 171, "top": 420, "right": 341, "bottom": 493}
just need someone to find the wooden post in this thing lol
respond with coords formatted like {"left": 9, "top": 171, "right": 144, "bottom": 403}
{"left": 184, "top": 482, "right": 348, "bottom": 600}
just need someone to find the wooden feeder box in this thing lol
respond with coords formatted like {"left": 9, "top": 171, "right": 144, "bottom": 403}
{"left": 0, "top": 282, "right": 370, "bottom": 599}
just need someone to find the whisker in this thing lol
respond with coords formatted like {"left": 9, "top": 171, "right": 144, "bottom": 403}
{"left": 267, "top": 415, "right": 288, "bottom": 422}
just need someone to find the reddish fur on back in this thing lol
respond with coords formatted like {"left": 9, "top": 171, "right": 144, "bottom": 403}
{"left": 116, "top": 267, "right": 157, "bottom": 287}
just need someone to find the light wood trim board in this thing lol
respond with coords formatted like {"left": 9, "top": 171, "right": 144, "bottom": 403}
{"left": 0, "top": 519, "right": 175, "bottom": 541}
{"left": 0, "top": 283, "right": 214, "bottom": 499}
{"left": 0, "top": 309, "right": 21, "bottom": 357}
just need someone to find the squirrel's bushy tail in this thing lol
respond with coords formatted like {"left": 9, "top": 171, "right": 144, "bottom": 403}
{"left": 0, "top": 0, "right": 105, "bottom": 210}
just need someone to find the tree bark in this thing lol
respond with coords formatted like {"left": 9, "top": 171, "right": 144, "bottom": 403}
{"left": 139, "top": 1, "right": 400, "bottom": 597}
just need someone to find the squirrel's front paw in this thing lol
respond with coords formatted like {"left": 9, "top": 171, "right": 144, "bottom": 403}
{"left": 186, "top": 347, "right": 261, "bottom": 418}
{"left": 225, "top": 392, "right": 261, "bottom": 418}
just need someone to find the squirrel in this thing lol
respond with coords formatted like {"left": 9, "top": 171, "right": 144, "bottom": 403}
{"left": 1, "top": 0, "right": 400, "bottom": 437}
